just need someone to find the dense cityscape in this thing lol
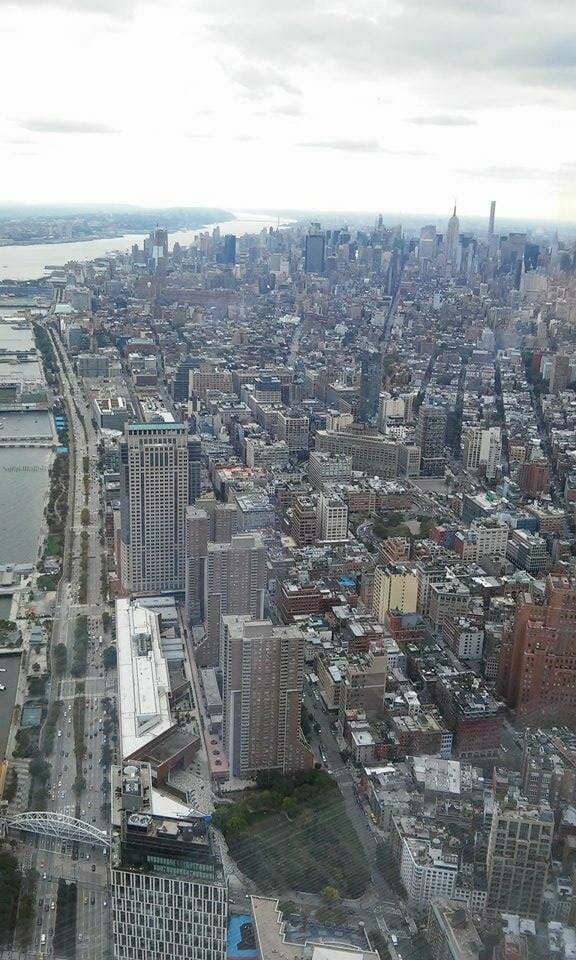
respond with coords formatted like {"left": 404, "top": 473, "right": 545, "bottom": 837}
{"left": 0, "top": 204, "right": 574, "bottom": 960}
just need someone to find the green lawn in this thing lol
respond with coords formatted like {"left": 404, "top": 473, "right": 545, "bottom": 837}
{"left": 213, "top": 770, "right": 370, "bottom": 898}
{"left": 44, "top": 533, "right": 63, "bottom": 558}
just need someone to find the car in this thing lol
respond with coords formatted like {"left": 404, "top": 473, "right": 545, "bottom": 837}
{"left": 83, "top": 896, "right": 89, "bottom": 905}
{"left": 39, "top": 898, "right": 43, "bottom": 907}
{"left": 90, "top": 896, "right": 95, "bottom": 905}
{"left": 103, "top": 900, "right": 107, "bottom": 907}
{"left": 91, "top": 864, "right": 96, "bottom": 872}
{"left": 37, "top": 918, "right": 42, "bottom": 926}
{"left": 79, "top": 934, "right": 83, "bottom": 942}
{"left": 57, "top": 730, "right": 62, "bottom": 738}
{"left": 41, "top": 934, "right": 46, "bottom": 945}
{"left": 391, "top": 935, "right": 398, "bottom": 946}
{"left": 44, "top": 904, "right": 50, "bottom": 912}
{"left": 50, "top": 901, "right": 55, "bottom": 910}
{"left": 42, "top": 872, "right": 47, "bottom": 880}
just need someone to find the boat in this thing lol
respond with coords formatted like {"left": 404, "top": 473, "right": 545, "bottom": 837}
{"left": 0, "top": 685, "right": 6, "bottom": 691}
{"left": 0, "top": 668, "right": 6, "bottom": 672}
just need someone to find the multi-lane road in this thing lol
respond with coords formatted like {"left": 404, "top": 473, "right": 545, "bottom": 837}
{"left": 25, "top": 321, "right": 114, "bottom": 960}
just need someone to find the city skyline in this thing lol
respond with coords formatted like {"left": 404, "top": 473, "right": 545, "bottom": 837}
{"left": 1, "top": 0, "right": 575, "bottom": 218}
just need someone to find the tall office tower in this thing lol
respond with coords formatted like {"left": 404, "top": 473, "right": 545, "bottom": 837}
{"left": 119, "top": 423, "right": 196, "bottom": 593}
{"left": 418, "top": 224, "right": 437, "bottom": 267}
{"left": 277, "top": 408, "right": 310, "bottom": 453}
{"left": 357, "top": 349, "right": 382, "bottom": 423}
{"left": 445, "top": 205, "right": 460, "bottom": 265}
{"left": 111, "top": 761, "right": 227, "bottom": 960}
{"left": 199, "top": 534, "right": 267, "bottom": 668}
{"left": 185, "top": 507, "right": 210, "bottom": 624}
{"left": 151, "top": 227, "right": 169, "bottom": 276}
{"left": 416, "top": 404, "right": 447, "bottom": 477}
{"left": 222, "top": 616, "right": 314, "bottom": 777}
{"left": 550, "top": 353, "right": 571, "bottom": 393}
{"left": 185, "top": 501, "right": 239, "bottom": 624}
{"left": 188, "top": 434, "right": 202, "bottom": 503}
{"left": 499, "top": 575, "right": 576, "bottom": 723}
{"left": 462, "top": 425, "right": 502, "bottom": 479}
{"left": 304, "top": 222, "right": 325, "bottom": 275}
{"left": 290, "top": 496, "right": 318, "bottom": 546}
{"left": 195, "top": 496, "right": 238, "bottom": 543}
{"left": 372, "top": 564, "right": 418, "bottom": 620}
{"left": 486, "top": 797, "right": 553, "bottom": 918}
{"left": 488, "top": 200, "right": 496, "bottom": 237}
{"left": 223, "top": 234, "right": 236, "bottom": 265}
{"left": 316, "top": 492, "right": 348, "bottom": 542}
{"left": 172, "top": 357, "right": 199, "bottom": 402}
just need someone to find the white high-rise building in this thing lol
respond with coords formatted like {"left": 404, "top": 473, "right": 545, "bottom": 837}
{"left": 372, "top": 564, "right": 418, "bottom": 620}
{"left": 111, "top": 761, "right": 227, "bottom": 960}
{"left": 316, "top": 491, "right": 348, "bottom": 542}
{"left": 462, "top": 426, "right": 501, "bottom": 479}
{"left": 119, "top": 423, "right": 197, "bottom": 593}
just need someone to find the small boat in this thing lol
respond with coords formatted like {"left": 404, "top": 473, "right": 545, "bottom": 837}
{"left": 0, "top": 668, "right": 6, "bottom": 672}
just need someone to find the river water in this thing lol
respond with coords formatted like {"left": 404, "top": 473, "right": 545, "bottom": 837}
{"left": 0, "top": 653, "right": 23, "bottom": 760}
{"left": 0, "top": 213, "right": 289, "bottom": 282}
{"left": 0, "top": 318, "right": 52, "bottom": 566}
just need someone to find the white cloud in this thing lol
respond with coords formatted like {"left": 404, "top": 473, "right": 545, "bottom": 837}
{"left": 0, "top": 0, "right": 573, "bottom": 220}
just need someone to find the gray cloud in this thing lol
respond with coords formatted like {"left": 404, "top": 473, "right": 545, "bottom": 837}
{"left": 298, "top": 138, "right": 422, "bottom": 156}
{"left": 300, "top": 138, "right": 383, "bottom": 153}
{"left": 227, "top": 63, "right": 300, "bottom": 99}
{"left": 24, "top": 118, "right": 119, "bottom": 134}
{"left": 196, "top": 0, "right": 576, "bottom": 105}
{"left": 411, "top": 114, "right": 476, "bottom": 127}
{"left": 473, "top": 165, "right": 549, "bottom": 181}
{"left": 0, "top": 0, "right": 134, "bottom": 13}
{"left": 276, "top": 101, "right": 302, "bottom": 117}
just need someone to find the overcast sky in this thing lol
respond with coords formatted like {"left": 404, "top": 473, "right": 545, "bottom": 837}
{"left": 1, "top": 0, "right": 575, "bottom": 220}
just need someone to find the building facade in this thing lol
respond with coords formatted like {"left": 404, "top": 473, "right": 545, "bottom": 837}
{"left": 222, "top": 616, "right": 313, "bottom": 777}
{"left": 120, "top": 423, "right": 196, "bottom": 594}
{"left": 111, "top": 762, "right": 227, "bottom": 960}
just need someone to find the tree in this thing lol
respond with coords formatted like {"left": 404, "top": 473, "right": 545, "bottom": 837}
{"left": 321, "top": 885, "right": 340, "bottom": 904}
{"left": 102, "top": 646, "right": 117, "bottom": 669}
{"left": 281, "top": 796, "right": 298, "bottom": 819}
{"left": 29, "top": 757, "right": 51, "bottom": 782}
{"left": 4, "top": 769, "right": 17, "bottom": 803}
{"left": 73, "top": 776, "right": 86, "bottom": 795}
{"left": 226, "top": 816, "right": 248, "bottom": 837}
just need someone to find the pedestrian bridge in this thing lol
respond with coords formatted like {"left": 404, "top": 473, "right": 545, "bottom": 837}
{"left": 2, "top": 812, "right": 110, "bottom": 847}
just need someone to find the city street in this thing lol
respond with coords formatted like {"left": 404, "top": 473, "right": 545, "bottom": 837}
{"left": 24, "top": 323, "right": 112, "bottom": 960}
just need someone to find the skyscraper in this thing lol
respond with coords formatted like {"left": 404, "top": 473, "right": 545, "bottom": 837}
{"left": 119, "top": 423, "right": 196, "bottom": 594}
{"left": 111, "top": 761, "right": 227, "bottom": 960}
{"left": 445, "top": 205, "right": 460, "bottom": 266}
{"left": 486, "top": 796, "right": 553, "bottom": 918}
{"left": 357, "top": 349, "right": 382, "bottom": 423}
{"left": 416, "top": 404, "right": 447, "bottom": 477}
{"left": 499, "top": 575, "right": 576, "bottom": 723}
{"left": 151, "top": 227, "right": 169, "bottom": 276}
{"left": 304, "top": 222, "right": 325, "bottom": 275}
{"left": 316, "top": 491, "right": 348, "bottom": 542}
{"left": 488, "top": 200, "right": 496, "bottom": 237}
{"left": 197, "top": 533, "right": 267, "bottom": 667}
{"left": 221, "top": 616, "right": 314, "bottom": 777}
{"left": 223, "top": 234, "right": 236, "bottom": 265}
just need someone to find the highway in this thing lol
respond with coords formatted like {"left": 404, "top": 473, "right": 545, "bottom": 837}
{"left": 25, "top": 322, "right": 113, "bottom": 960}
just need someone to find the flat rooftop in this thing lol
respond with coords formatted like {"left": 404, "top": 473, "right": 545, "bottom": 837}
{"left": 116, "top": 598, "right": 173, "bottom": 761}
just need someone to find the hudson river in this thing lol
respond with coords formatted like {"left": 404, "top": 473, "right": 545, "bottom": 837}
{"left": 0, "top": 213, "right": 287, "bottom": 282}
